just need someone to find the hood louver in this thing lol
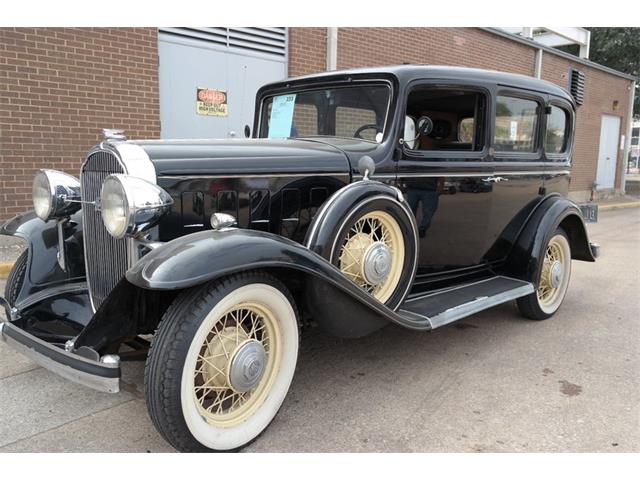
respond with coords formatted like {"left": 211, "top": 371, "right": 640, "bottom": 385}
{"left": 569, "top": 68, "right": 586, "bottom": 105}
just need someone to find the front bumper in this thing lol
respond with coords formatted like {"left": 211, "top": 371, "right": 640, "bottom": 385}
{"left": 0, "top": 320, "right": 120, "bottom": 393}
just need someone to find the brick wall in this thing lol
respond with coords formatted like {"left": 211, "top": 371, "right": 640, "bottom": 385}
{"left": 540, "top": 53, "right": 631, "bottom": 200}
{"left": 288, "top": 27, "right": 327, "bottom": 77}
{"left": 0, "top": 27, "right": 160, "bottom": 222}
{"left": 288, "top": 27, "right": 634, "bottom": 201}
{"left": 0, "top": 27, "right": 633, "bottom": 223}
{"left": 336, "top": 27, "right": 536, "bottom": 76}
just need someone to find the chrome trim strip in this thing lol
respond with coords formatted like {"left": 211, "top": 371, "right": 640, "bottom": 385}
{"left": 0, "top": 322, "right": 120, "bottom": 393}
{"left": 357, "top": 170, "right": 569, "bottom": 180}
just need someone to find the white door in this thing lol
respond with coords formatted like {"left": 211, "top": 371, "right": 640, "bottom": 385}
{"left": 596, "top": 115, "right": 621, "bottom": 189}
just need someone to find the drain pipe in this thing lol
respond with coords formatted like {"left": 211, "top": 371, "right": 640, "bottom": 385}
{"left": 534, "top": 48, "right": 543, "bottom": 79}
{"left": 326, "top": 27, "right": 338, "bottom": 71}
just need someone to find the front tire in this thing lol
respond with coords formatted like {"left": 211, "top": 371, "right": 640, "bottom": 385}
{"left": 144, "top": 271, "right": 299, "bottom": 452}
{"left": 517, "top": 228, "right": 572, "bottom": 320}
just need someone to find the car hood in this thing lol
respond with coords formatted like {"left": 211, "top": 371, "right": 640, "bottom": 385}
{"left": 130, "top": 138, "right": 352, "bottom": 177}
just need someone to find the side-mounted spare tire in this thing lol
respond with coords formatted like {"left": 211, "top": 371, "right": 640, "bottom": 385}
{"left": 306, "top": 182, "right": 418, "bottom": 311}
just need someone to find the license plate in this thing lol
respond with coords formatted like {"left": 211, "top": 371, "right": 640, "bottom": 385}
{"left": 579, "top": 203, "right": 598, "bottom": 223}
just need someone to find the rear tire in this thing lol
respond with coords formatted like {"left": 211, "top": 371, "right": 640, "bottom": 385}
{"left": 144, "top": 271, "right": 299, "bottom": 452}
{"left": 4, "top": 250, "right": 28, "bottom": 306}
{"left": 517, "top": 228, "right": 572, "bottom": 320}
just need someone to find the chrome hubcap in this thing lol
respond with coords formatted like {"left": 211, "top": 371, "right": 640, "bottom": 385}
{"left": 550, "top": 261, "right": 563, "bottom": 289}
{"left": 228, "top": 339, "right": 267, "bottom": 393}
{"left": 362, "top": 242, "right": 392, "bottom": 285}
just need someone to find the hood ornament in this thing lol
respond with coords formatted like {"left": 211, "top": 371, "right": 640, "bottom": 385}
{"left": 102, "top": 129, "right": 126, "bottom": 141}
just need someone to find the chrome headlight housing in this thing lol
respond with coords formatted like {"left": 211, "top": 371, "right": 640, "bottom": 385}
{"left": 100, "top": 174, "right": 173, "bottom": 239}
{"left": 32, "top": 169, "right": 81, "bottom": 221}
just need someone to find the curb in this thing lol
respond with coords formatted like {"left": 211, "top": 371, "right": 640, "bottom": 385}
{"left": 599, "top": 201, "right": 640, "bottom": 212}
{"left": 0, "top": 262, "right": 13, "bottom": 279}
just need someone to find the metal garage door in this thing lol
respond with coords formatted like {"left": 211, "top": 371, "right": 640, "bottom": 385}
{"left": 158, "top": 28, "right": 288, "bottom": 139}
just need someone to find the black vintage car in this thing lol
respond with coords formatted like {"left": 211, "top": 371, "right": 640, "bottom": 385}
{"left": 0, "top": 65, "right": 599, "bottom": 452}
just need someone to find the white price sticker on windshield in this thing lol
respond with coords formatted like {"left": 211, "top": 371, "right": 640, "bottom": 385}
{"left": 268, "top": 94, "right": 297, "bottom": 138}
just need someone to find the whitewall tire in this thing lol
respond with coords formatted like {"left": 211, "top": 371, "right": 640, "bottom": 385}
{"left": 517, "top": 228, "right": 572, "bottom": 320}
{"left": 145, "top": 271, "right": 299, "bottom": 452}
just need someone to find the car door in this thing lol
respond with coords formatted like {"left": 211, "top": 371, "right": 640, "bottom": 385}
{"left": 396, "top": 81, "right": 494, "bottom": 278}
{"left": 482, "top": 88, "right": 546, "bottom": 262}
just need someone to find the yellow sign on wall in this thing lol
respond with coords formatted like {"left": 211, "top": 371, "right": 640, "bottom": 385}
{"left": 196, "top": 88, "right": 228, "bottom": 117}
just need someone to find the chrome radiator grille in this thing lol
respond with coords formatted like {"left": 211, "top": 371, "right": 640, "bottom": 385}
{"left": 81, "top": 150, "right": 128, "bottom": 310}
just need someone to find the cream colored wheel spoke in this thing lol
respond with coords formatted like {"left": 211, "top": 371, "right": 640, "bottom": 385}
{"left": 338, "top": 210, "right": 405, "bottom": 304}
{"left": 191, "top": 301, "right": 282, "bottom": 427}
{"left": 537, "top": 236, "right": 570, "bottom": 311}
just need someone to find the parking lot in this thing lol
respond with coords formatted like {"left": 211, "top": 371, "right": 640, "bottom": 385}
{"left": 0, "top": 207, "right": 638, "bottom": 452}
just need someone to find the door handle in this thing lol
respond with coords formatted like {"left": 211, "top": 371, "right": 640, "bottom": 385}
{"left": 482, "top": 176, "right": 508, "bottom": 183}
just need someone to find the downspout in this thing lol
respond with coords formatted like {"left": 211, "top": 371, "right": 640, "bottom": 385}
{"left": 534, "top": 48, "right": 543, "bottom": 79}
{"left": 621, "top": 80, "right": 636, "bottom": 194}
{"left": 326, "top": 27, "right": 338, "bottom": 71}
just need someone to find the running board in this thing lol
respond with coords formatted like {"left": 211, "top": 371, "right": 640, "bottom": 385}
{"left": 398, "top": 276, "right": 534, "bottom": 330}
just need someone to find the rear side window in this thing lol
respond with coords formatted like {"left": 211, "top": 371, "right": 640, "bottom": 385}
{"left": 495, "top": 96, "right": 539, "bottom": 152}
{"left": 545, "top": 106, "right": 569, "bottom": 154}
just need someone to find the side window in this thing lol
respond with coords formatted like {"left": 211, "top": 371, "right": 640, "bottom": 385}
{"left": 405, "top": 88, "right": 486, "bottom": 152}
{"left": 495, "top": 96, "right": 539, "bottom": 152}
{"left": 545, "top": 106, "right": 569, "bottom": 154}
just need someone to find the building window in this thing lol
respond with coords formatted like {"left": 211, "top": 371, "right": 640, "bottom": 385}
{"left": 495, "top": 96, "right": 539, "bottom": 152}
{"left": 545, "top": 106, "right": 569, "bottom": 154}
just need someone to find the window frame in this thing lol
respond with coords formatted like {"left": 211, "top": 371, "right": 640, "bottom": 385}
{"left": 257, "top": 80, "right": 394, "bottom": 143}
{"left": 493, "top": 88, "right": 545, "bottom": 162}
{"left": 544, "top": 97, "right": 574, "bottom": 163}
{"left": 401, "top": 80, "right": 491, "bottom": 161}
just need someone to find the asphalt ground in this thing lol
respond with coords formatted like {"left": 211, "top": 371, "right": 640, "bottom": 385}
{"left": 0, "top": 207, "right": 638, "bottom": 452}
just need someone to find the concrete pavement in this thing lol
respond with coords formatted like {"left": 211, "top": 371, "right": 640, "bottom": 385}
{"left": 0, "top": 208, "right": 638, "bottom": 452}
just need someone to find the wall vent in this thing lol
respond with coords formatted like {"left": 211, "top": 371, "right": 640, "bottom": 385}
{"left": 159, "top": 27, "right": 287, "bottom": 57}
{"left": 569, "top": 68, "right": 586, "bottom": 105}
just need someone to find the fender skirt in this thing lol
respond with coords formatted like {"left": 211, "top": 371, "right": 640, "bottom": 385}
{"left": 126, "top": 229, "right": 429, "bottom": 337}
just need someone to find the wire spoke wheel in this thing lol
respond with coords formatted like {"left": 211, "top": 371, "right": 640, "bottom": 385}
{"left": 192, "top": 302, "right": 281, "bottom": 427}
{"left": 537, "top": 238, "right": 565, "bottom": 308}
{"left": 338, "top": 211, "right": 405, "bottom": 303}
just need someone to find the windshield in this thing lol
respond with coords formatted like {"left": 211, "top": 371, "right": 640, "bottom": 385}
{"left": 258, "top": 84, "right": 391, "bottom": 142}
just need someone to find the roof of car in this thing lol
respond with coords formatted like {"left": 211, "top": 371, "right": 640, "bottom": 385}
{"left": 261, "top": 64, "right": 575, "bottom": 103}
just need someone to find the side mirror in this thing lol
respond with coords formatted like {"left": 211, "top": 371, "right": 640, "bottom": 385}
{"left": 244, "top": 125, "right": 251, "bottom": 138}
{"left": 403, "top": 115, "right": 417, "bottom": 149}
{"left": 417, "top": 116, "right": 434, "bottom": 136}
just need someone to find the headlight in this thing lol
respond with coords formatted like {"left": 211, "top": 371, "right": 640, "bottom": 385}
{"left": 100, "top": 174, "right": 173, "bottom": 238}
{"left": 32, "top": 170, "right": 81, "bottom": 221}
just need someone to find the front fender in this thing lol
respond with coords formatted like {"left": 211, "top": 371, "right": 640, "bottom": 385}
{"left": 126, "top": 229, "right": 426, "bottom": 337}
{"left": 505, "top": 195, "right": 595, "bottom": 285}
{"left": 1, "top": 210, "right": 85, "bottom": 301}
